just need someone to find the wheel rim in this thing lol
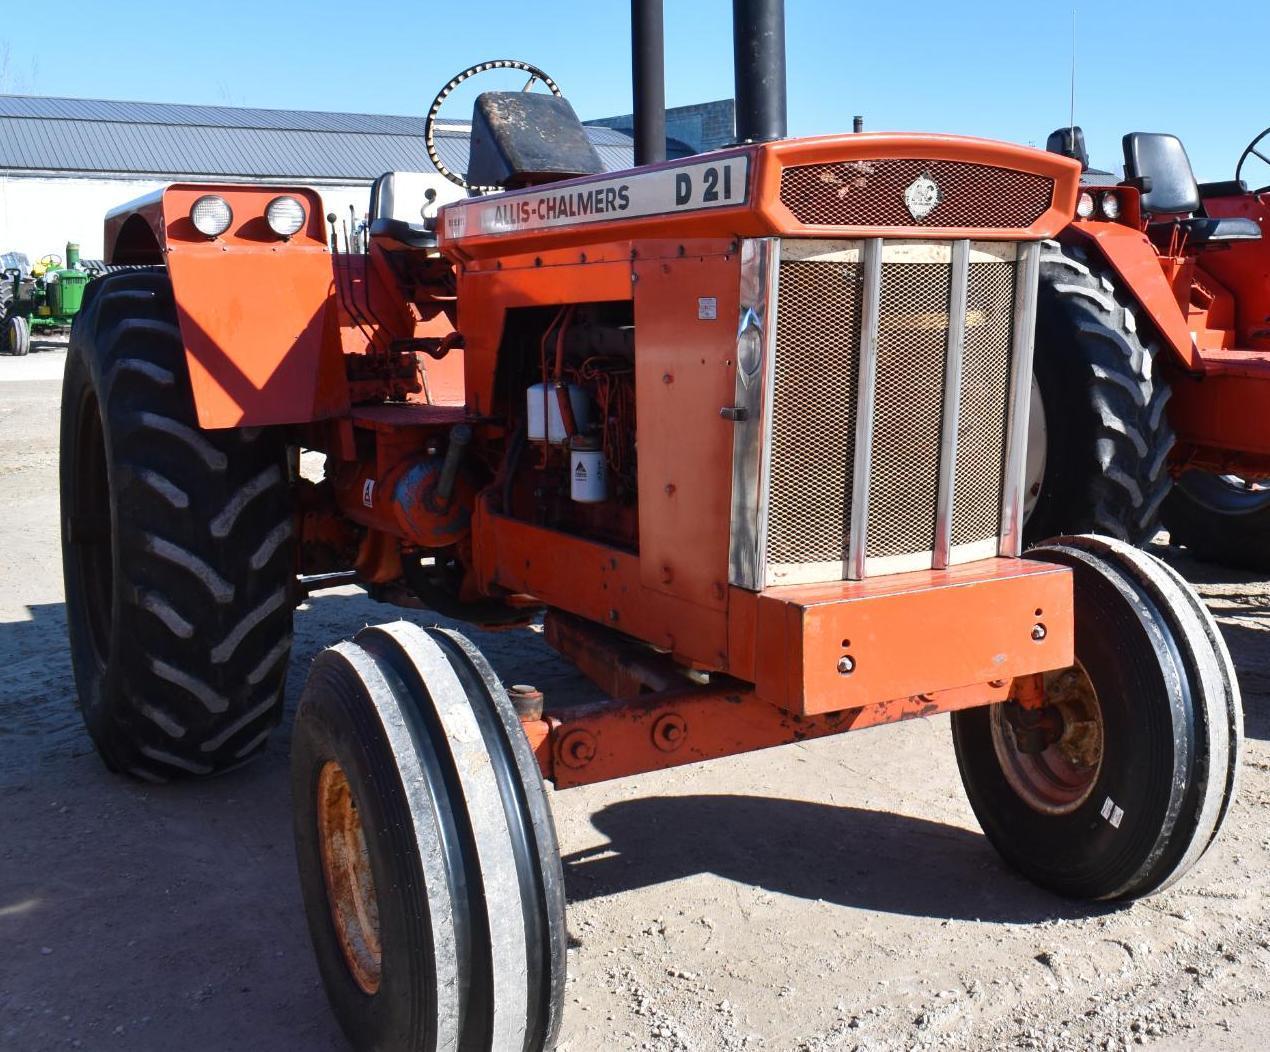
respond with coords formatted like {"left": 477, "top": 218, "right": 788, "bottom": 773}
{"left": 1178, "top": 469, "right": 1270, "bottom": 516}
{"left": 316, "top": 760, "right": 382, "bottom": 995}
{"left": 1023, "top": 376, "right": 1048, "bottom": 524}
{"left": 990, "top": 664, "right": 1103, "bottom": 815}
{"left": 71, "top": 387, "right": 115, "bottom": 665}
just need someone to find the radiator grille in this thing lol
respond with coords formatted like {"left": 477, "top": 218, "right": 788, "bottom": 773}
{"left": 779, "top": 159, "right": 1054, "bottom": 230}
{"left": 759, "top": 241, "right": 1019, "bottom": 584}
{"left": 867, "top": 263, "right": 950, "bottom": 559}
{"left": 766, "top": 260, "right": 862, "bottom": 568}
{"left": 952, "top": 262, "right": 1015, "bottom": 546}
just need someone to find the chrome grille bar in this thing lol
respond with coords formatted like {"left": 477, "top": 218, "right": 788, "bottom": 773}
{"left": 727, "top": 237, "right": 780, "bottom": 590}
{"left": 999, "top": 240, "right": 1041, "bottom": 557}
{"left": 846, "top": 238, "right": 883, "bottom": 581}
{"left": 933, "top": 239, "right": 970, "bottom": 569}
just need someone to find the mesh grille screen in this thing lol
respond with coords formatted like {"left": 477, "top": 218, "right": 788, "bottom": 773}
{"left": 761, "top": 244, "right": 1018, "bottom": 582}
{"left": 952, "top": 261, "right": 1015, "bottom": 545}
{"left": 866, "top": 263, "right": 950, "bottom": 559}
{"left": 780, "top": 159, "right": 1054, "bottom": 230}
{"left": 766, "top": 259, "right": 862, "bottom": 567}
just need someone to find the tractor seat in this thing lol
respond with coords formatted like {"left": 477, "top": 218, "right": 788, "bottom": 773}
{"left": 367, "top": 171, "right": 464, "bottom": 250}
{"left": 1124, "top": 132, "right": 1262, "bottom": 250}
{"left": 1149, "top": 215, "right": 1262, "bottom": 249}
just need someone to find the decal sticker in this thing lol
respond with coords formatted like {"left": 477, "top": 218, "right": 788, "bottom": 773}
{"left": 1101, "top": 796, "right": 1124, "bottom": 829}
{"left": 442, "top": 155, "right": 750, "bottom": 239}
{"left": 362, "top": 479, "right": 375, "bottom": 508}
{"left": 697, "top": 297, "right": 718, "bottom": 321}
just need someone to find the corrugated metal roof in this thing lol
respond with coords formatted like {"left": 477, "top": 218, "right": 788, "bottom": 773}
{"left": 0, "top": 93, "right": 636, "bottom": 182}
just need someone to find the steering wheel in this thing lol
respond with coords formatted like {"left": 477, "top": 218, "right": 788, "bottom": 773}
{"left": 425, "top": 59, "right": 562, "bottom": 192}
{"left": 38, "top": 253, "right": 62, "bottom": 269}
{"left": 1235, "top": 126, "right": 1270, "bottom": 193}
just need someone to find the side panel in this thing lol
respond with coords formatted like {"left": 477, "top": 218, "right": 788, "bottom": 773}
{"left": 1064, "top": 222, "right": 1200, "bottom": 370}
{"left": 1196, "top": 191, "right": 1270, "bottom": 350}
{"left": 632, "top": 244, "right": 740, "bottom": 610}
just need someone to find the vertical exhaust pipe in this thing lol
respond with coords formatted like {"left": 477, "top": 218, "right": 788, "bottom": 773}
{"left": 732, "top": 0, "right": 787, "bottom": 143}
{"left": 631, "top": 0, "right": 666, "bottom": 166}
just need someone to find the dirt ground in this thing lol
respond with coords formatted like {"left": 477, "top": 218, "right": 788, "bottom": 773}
{"left": 2, "top": 343, "right": 1268, "bottom": 1051}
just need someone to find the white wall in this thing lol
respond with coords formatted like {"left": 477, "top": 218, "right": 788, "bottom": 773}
{"left": 0, "top": 174, "right": 373, "bottom": 261}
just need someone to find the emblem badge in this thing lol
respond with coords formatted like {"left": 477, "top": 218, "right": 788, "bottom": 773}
{"left": 904, "top": 174, "right": 941, "bottom": 220}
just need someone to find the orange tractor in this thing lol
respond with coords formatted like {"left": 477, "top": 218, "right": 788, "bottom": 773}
{"left": 1028, "top": 124, "right": 1270, "bottom": 567}
{"left": 60, "top": 4, "right": 1241, "bottom": 1048}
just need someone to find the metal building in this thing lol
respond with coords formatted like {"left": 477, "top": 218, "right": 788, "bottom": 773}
{"left": 0, "top": 94, "right": 725, "bottom": 260}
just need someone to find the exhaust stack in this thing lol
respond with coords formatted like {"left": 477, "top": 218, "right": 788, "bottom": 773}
{"left": 631, "top": 0, "right": 666, "bottom": 166}
{"left": 732, "top": 0, "right": 787, "bottom": 143}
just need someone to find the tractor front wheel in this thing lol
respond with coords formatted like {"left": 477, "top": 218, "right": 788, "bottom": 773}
{"left": 1162, "top": 470, "right": 1270, "bottom": 571}
{"left": 60, "top": 270, "right": 295, "bottom": 780}
{"left": 292, "top": 622, "right": 567, "bottom": 1052}
{"left": 4, "top": 315, "right": 30, "bottom": 356}
{"left": 952, "top": 535, "right": 1240, "bottom": 900}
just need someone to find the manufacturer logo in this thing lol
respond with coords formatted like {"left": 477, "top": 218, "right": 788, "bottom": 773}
{"left": 904, "top": 174, "right": 941, "bottom": 220}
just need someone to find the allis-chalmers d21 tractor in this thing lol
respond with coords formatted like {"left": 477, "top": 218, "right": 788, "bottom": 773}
{"left": 60, "top": 4, "right": 1240, "bottom": 1048}
{"left": 1028, "top": 124, "right": 1270, "bottom": 568}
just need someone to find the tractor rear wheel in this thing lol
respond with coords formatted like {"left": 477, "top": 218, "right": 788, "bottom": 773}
{"left": 4, "top": 315, "right": 30, "bottom": 356}
{"left": 60, "top": 270, "right": 295, "bottom": 780}
{"left": 951, "top": 535, "right": 1239, "bottom": 900}
{"left": 1024, "top": 240, "right": 1173, "bottom": 546}
{"left": 1162, "top": 471, "right": 1270, "bottom": 571}
{"left": 292, "top": 622, "right": 566, "bottom": 1051}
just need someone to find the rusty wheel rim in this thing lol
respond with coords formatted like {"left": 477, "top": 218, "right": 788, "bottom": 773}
{"left": 316, "top": 760, "right": 382, "bottom": 994}
{"left": 990, "top": 663, "right": 1104, "bottom": 816}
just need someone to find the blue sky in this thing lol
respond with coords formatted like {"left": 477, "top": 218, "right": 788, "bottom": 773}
{"left": 3, "top": 1, "right": 1268, "bottom": 181}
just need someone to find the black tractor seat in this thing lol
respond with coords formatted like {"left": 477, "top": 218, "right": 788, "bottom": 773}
{"left": 368, "top": 217, "right": 438, "bottom": 251}
{"left": 1125, "top": 132, "right": 1263, "bottom": 251}
{"left": 1147, "top": 214, "right": 1262, "bottom": 249}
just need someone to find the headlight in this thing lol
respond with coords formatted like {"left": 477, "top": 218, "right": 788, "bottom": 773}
{"left": 266, "top": 195, "right": 307, "bottom": 238}
{"left": 190, "top": 195, "right": 233, "bottom": 238}
{"left": 1076, "top": 191, "right": 1095, "bottom": 219}
{"left": 1100, "top": 192, "right": 1122, "bottom": 220}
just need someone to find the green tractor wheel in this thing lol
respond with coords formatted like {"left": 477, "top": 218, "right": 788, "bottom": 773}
{"left": 4, "top": 315, "right": 30, "bottom": 356}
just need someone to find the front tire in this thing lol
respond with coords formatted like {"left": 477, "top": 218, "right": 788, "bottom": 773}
{"left": 1162, "top": 470, "right": 1270, "bottom": 571}
{"left": 952, "top": 535, "right": 1239, "bottom": 900}
{"left": 292, "top": 622, "right": 566, "bottom": 1052}
{"left": 60, "top": 271, "right": 295, "bottom": 780}
{"left": 1025, "top": 241, "right": 1174, "bottom": 546}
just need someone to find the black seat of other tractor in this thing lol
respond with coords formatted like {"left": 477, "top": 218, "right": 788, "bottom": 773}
{"left": 1123, "top": 132, "right": 1261, "bottom": 248}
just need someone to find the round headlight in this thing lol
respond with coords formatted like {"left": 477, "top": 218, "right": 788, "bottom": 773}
{"left": 266, "top": 195, "right": 307, "bottom": 238}
{"left": 1076, "top": 191, "right": 1095, "bottom": 219}
{"left": 190, "top": 195, "right": 233, "bottom": 238}
{"left": 1100, "top": 191, "right": 1122, "bottom": 220}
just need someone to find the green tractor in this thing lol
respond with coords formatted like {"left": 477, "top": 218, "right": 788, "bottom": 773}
{"left": 2, "top": 242, "right": 92, "bottom": 356}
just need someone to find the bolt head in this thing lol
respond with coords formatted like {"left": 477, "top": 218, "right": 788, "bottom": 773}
{"left": 1031, "top": 623, "right": 1047, "bottom": 641}
{"left": 837, "top": 655, "right": 855, "bottom": 675}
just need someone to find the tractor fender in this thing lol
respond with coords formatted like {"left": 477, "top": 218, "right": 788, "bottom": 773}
{"left": 102, "top": 183, "right": 349, "bottom": 429}
{"left": 1061, "top": 222, "right": 1201, "bottom": 372}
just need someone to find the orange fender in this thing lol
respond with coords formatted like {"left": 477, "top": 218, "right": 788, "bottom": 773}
{"left": 1061, "top": 221, "right": 1200, "bottom": 371}
{"left": 104, "top": 184, "right": 348, "bottom": 429}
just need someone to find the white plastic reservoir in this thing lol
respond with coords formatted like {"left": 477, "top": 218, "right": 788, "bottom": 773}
{"left": 526, "top": 383, "right": 592, "bottom": 444}
{"left": 570, "top": 439, "right": 607, "bottom": 503}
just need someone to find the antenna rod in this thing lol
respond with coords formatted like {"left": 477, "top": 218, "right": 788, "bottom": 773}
{"left": 1069, "top": 8, "right": 1076, "bottom": 142}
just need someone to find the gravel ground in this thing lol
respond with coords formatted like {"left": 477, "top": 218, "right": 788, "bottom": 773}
{"left": 1, "top": 345, "right": 1267, "bottom": 1050}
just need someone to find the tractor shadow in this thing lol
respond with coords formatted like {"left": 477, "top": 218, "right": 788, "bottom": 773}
{"left": 562, "top": 794, "right": 1117, "bottom": 924}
